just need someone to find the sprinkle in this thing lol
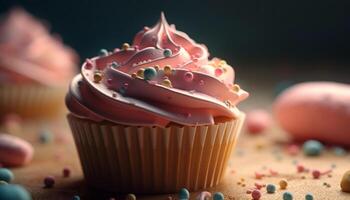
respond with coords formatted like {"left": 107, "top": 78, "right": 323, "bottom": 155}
{"left": 63, "top": 167, "right": 71, "bottom": 178}
{"left": 179, "top": 188, "right": 190, "bottom": 199}
{"left": 215, "top": 68, "right": 223, "bottom": 76}
{"left": 143, "top": 67, "right": 157, "bottom": 81}
{"left": 162, "top": 79, "right": 173, "bottom": 88}
{"left": 110, "top": 61, "right": 119, "bottom": 68}
{"left": 122, "top": 43, "right": 130, "bottom": 50}
{"left": 163, "top": 49, "right": 172, "bottom": 57}
{"left": 297, "top": 164, "right": 306, "bottom": 173}
{"left": 302, "top": 140, "right": 324, "bottom": 156}
{"left": 305, "top": 193, "right": 314, "bottom": 200}
{"left": 251, "top": 189, "right": 261, "bottom": 200}
{"left": 136, "top": 69, "right": 145, "bottom": 78}
{"left": 213, "top": 192, "right": 224, "bottom": 200}
{"left": 197, "top": 191, "right": 211, "bottom": 200}
{"left": 279, "top": 179, "right": 288, "bottom": 189}
{"left": 266, "top": 184, "right": 276, "bottom": 193}
{"left": 93, "top": 71, "right": 103, "bottom": 83}
{"left": 255, "top": 172, "right": 264, "bottom": 180}
{"left": 126, "top": 194, "right": 136, "bottom": 200}
{"left": 72, "top": 195, "right": 80, "bottom": 200}
{"left": 44, "top": 176, "right": 55, "bottom": 188}
{"left": 39, "top": 129, "right": 52, "bottom": 144}
{"left": 312, "top": 170, "right": 321, "bottom": 179}
{"left": 99, "top": 49, "right": 109, "bottom": 56}
{"left": 232, "top": 84, "right": 240, "bottom": 92}
{"left": 283, "top": 191, "right": 293, "bottom": 200}
{"left": 163, "top": 65, "right": 172, "bottom": 76}
{"left": 154, "top": 65, "right": 160, "bottom": 71}
{"left": 131, "top": 73, "right": 137, "bottom": 78}
{"left": 0, "top": 168, "right": 14, "bottom": 183}
{"left": 269, "top": 169, "right": 279, "bottom": 176}
{"left": 85, "top": 59, "right": 93, "bottom": 69}
{"left": 332, "top": 146, "right": 347, "bottom": 156}
{"left": 184, "top": 72, "right": 194, "bottom": 82}
{"left": 286, "top": 144, "right": 300, "bottom": 156}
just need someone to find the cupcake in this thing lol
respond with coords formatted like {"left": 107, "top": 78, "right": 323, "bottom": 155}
{"left": 66, "top": 13, "right": 248, "bottom": 193}
{"left": 0, "top": 8, "right": 78, "bottom": 118}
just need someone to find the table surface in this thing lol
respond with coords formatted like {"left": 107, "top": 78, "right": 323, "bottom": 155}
{"left": 5, "top": 66, "right": 350, "bottom": 200}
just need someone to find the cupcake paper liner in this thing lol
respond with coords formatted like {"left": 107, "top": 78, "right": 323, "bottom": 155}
{"left": 68, "top": 113, "right": 245, "bottom": 194}
{"left": 0, "top": 84, "right": 66, "bottom": 118}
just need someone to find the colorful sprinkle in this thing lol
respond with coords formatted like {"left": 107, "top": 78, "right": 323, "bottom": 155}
{"left": 303, "top": 140, "right": 324, "bottom": 156}
{"left": 283, "top": 191, "right": 293, "bottom": 200}
{"left": 39, "top": 129, "right": 52, "bottom": 144}
{"left": 163, "top": 49, "right": 172, "bottom": 57}
{"left": 93, "top": 71, "right": 103, "bottom": 83}
{"left": 143, "top": 67, "right": 157, "bottom": 81}
{"left": 297, "top": 164, "right": 306, "bottom": 173}
{"left": 43, "top": 176, "right": 55, "bottom": 188}
{"left": 232, "top": 84, "right": 240, "bottom": 92}
{"left": 99, "top": 49, "right": 108, "bottom": 56}
{"left": 0, "top": 184, "right": 31, "bottom": 200}
{"left": 0, "top": 168, "right": 14, "bottom": 183}
{"left": 266, "top": 184, "right": 276, "bottom": 193}
{"left": 213, "top": 192, "right": 224, "bottom": 200}
{"left": 85, "top": 59, "right": 93, "bottom": 69}
{"left": 179, "top": 188, "right": 190, "bottom": 199}
{"left": 184, "top": 71, "right": 194, "bottom": 82}
{"left": 305, "top": 193, "right": 314, "bottom": 200}
{"left": 126, "top": 193, "right": 136, "bottom": 200}
{"left": 122, "top": 43, "right": 130, "bottom": 50}
{"left": 214, "top": 68, "right": 223, "bottom": 76}
{"left": 163, "top": 65, "right": 172, "bottom": 76}
{"left": 332, "top": 146, "right": 347, "bottom": 156}
{"left": 63, "top": 167, "right": 71, "bottom": 178}
{"left": 341, "top": 170, "right": 350, "bottom": 192}
{"left": 136, "top": 69, "right": 145, "bottom": 78}
{"left": 162, "top": 79, "right": 172, "bottom": 88}
{"left": 251, "top": 189, "right": 261, "bottom": 200}
{"left": 111, "top": 61, "right": 119, "bottom": 68}
{"left": 72, "top": 195, "right": 80, "bottom": 200}
{"left": 279, "top": 179, "right": 288, "bottom": 190}
{"left": 286, "top": 144, "right": 300, "bottom": 156}
{"left": 312, "top": 170, "right": 321, "bottom": 179}
{"left": 197, "top": 191, "right": 211, "bottom": 200}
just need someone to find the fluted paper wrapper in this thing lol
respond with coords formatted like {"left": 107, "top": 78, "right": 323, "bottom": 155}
{"left": 67, "top": 113, "right": 245, "bottom": 194}
{"left": 0, "top": 85, "right": 66, "bottom": 118}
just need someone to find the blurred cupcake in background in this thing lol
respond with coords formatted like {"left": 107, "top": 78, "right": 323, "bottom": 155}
{"left": 0, "top": 8, "right": 78, "bottom": 118}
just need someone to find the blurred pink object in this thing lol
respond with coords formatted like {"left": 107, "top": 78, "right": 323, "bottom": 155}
{"left": 274, "top": 82, "right": 350, "bottom": 146}
{"left": 0, "top": 8, "right": 78, "bottom": 86}
{"left": 0, "top": 134, "right": 34, "bottom": 167}
{"left": 245, "top": 109, "right": 272, "bottom": 134}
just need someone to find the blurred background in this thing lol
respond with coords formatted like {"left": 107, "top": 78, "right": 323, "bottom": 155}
{"left": 0, "top": 0, "right": 349, "bottom": 100}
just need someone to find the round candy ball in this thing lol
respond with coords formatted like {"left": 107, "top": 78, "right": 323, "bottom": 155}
{"left": 279, "top": 179, "right": 288, "bottom": 189}
{"left": 0, "top": 184, "right": 32, "bottom": 200}
{"left": 72, "top": 195, "right": 80, "bottom": 200}
{"left": 245, "top": 109, "right": 272, "bottom": 134}
{"left": 213, "top": 192, "right": 224, "bottom": 200}
{"left": 184, "top": 72, "right": 194, "bottom": 82}
{"left": 163, "top": 49, "right": 172, "bottom": 57}
{"left": 251, "top": 189, "right": 261, "bottom": 200}
{"left": 266, "top": 184, "right": 276, "bottom": 193}
{"left": 283, "top": 191, "right": 293, "bottom": 200}
{"left": 143, "top": 67, "right": 157, "bottom": 81}
{"left": 303, "top": 140, "right": 324, "bottom": 156}
{"left": 0, "top": 168, "right": 14, "bottom": 183}
{"left": 0, "top": 134, "right": 34, "bottom": 167}
{"left": 341, "top": 170, "right": 350, "bottom": 193}
{"left": 178, "top": 188, "right": 190, "bottom": 199}
{"left": 43, "top": 176, "right": 55, "bottom": 188}
{"left": 305, "top": 193, "right": 314, "bottom": 200}
{"left": 126, "top": 194, "right": 136, "bottom": 200}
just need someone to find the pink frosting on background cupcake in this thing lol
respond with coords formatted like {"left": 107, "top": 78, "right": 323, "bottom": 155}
{"left": 0, "top": 8, "right": 78, "bottom": 86}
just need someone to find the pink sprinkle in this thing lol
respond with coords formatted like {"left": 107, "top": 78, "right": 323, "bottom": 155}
{"left": 254, "top": 183, "right": 264, "bottom": 190}
{"left": 215, "top": 68, "right": 223, "bottom": 76}
{"left": 184, "top": 72, "right": 194, "bottom": 82}
{"left": 251, "top": 189, "right": 261, "bottom": 200}
{"left": 297, "top": 164, "right": 305, "bottom": 173}
{"left": 114, "top": 48, "right": 120, "bottom": 52}
{"left": 269, "top": 169, "right": 279, "bottom": 176}
{"left": 85, "top": 59, "right": 93, "bottom": 69}
{"left": 255, "top": 172, "right": 265, "bottom": 180}
{"left": 286, "top": 144, "right": 300, "bottom": 156}
{"left": 134, "top": 45, "right": 139, "bottom": 50}
{"left": 312, "top": 170, "right": 321, "bottom": 179}
{"left": 63, "top": 167, "right": 71, "bottom": 178}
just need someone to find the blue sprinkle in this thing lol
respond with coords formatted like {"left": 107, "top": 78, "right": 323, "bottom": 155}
{"left": 213, "top": 192, "right": 224, "bottom": 200}
{"left": 302, "top": 140, "right": 324, "bottom": 156}
{"left": 118, "top": 86, "right": 127, "bottom": 95}
{"left": 99, "top": 49, "right": 109, "bottom": 56}
{"left": 163, "top": 49, "right": 172, "bottom": 57}
{"left": 0, "top": 184, "right": 31, "bottom": 200}
{"left": 143, "top": 67, "right": 157, "bottom": 81}
{"left": 110, "top": 62, "right": 119, "bottom": 68}
{"left": 72, "top": 195, "right": 80, "bottom": 200}
{"left": 0, "top": 168, "right": 14, "bottom": 183}
{"left": 266, "top": 184, "right": 276, "bottom": 193}
{"left": 332, "top": 146, "right": 347, "bottom": 156}
{"left": 305, "top": 193, "right": 314, "bottom": 200}
{"left": 178, "top": 188, "right": 189, "bottom": 199}
{"left": 39, "top": 129, "right": 52, "bottom": 143}
{"left": 283, "top": 191, "right": 293, "bottom": 200}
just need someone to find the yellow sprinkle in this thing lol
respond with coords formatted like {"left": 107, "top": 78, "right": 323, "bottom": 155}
{"left": 136, "top": 69, "right": 144, "bottom": 78}
{"left": 279, "top": 179, "right": 288, "bottom": 190}
{"left": 93, "top": 71, "right": 102, "bottom": 83}
{"left": 232, "top": 84, "right": 240, "bottom": 92}
{"left": 131, "top": 73, "right": 137, "bottom": 78}
{"left": 122, "top": 43, "right": 130, "bottom": 50}
{"left": 163, "top": 65, "right": 172, "bottom": 75}
{"left": 154, "top": 65, "right": 160, "bottom": 71}
{"left": 162, "top": 79, "right": 173, "bottom": 88}
{"left": 219, "top": 60, "right": 227, "bottom": 66}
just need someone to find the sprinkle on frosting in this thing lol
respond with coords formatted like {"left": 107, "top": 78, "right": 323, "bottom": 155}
{"left": 66, "top": 12, "right": 248, "bottom": 127}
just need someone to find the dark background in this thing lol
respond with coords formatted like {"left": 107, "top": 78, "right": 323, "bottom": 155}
{"left": 0, "top": 0, "right": 349, "bottom": 70}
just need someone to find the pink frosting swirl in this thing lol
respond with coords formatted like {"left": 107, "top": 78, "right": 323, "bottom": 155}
{"left": 0, "top": 8, "right": 78, "bottom": 86}
{"left": 66, "top": 13, "right": 248, "bottom": 127}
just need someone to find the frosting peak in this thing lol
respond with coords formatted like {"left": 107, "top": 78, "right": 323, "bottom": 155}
{"left": 66, "top": 13, "right": 248, "bottom": 127}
